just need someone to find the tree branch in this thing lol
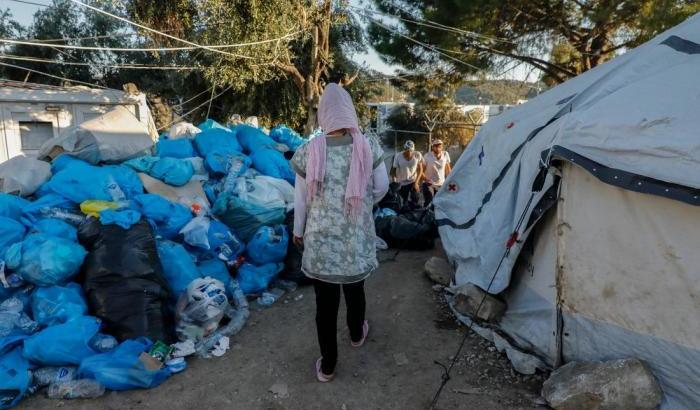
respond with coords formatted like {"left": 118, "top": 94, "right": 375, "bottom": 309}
{"left": 467, "top": 42, "right": 576, "bottom": 80}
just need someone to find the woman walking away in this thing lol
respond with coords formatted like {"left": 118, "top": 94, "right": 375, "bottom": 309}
{"left": 291, "top": 83, "right": 389, "bottom": 382}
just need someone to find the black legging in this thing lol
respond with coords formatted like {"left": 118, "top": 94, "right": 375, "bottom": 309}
{"left": 313, "top": 279, "right": 366, "bottom": 374}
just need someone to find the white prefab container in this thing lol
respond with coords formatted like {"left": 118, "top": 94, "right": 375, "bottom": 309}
{"left": 0, "top": 80, "right": 157, "bottom": 163}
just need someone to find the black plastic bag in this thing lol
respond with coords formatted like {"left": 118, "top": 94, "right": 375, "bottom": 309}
{"left": 375, "top": 209, "right": 436, "bottom": 250}
{"left": 278, "top": 211, "right": 312, "bottom": 285}
{"left": 78, "top": 218, "right": 174, "bottom": 343}
{"left": 377, "top": 182, "right": 403, "bottom": 213}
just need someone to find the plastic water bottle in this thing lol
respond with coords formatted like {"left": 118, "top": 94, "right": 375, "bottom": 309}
{"left": 105, "top": 176, "right": 126, "bottom": 202}
{"left": 47, "top": 379, "right": 105, "bottom": 399}
{"left": 222, "top": 156, "right": 245, "bottom": 193}
{"left": 257, "top": 288, "right": 285, "bottom": 307}
{"left": 33, "top": 367, "right": 77, "bottom": 387}
{"left": 89, "top": 333, "right": 118, "bottom": 352}
{"left": 38, "top": 208, "right": 85, "bottom": 226}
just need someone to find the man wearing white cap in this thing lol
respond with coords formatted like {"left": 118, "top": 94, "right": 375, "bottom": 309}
{"left": 391, "top": 140, "right": 424, "bottom": 205}
{"left": 421, "top": 139, "right": 451, "bottom": 206}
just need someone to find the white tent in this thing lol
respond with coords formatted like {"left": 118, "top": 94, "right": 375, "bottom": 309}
{"left": 435, "top": 12, "right": 700, "bottom": 410}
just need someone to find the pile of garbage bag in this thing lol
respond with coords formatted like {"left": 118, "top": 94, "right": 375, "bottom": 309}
{"left": 0, "top": 117, "right": 312, "bottom": 408}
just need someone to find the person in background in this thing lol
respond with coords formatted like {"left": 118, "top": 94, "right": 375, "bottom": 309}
{"left": 421, "top": 139, "right": 451, "bottom": 207}
{"left": 390, "top": 140, "right": 423, "bottom": 205}
{"left": 291, "top": 83, "right": 389, "bottom": 383}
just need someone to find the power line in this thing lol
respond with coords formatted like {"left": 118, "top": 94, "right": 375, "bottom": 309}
{"left": 0, "top": 60, "right": 107, "bottom": 88}
{"left": 356, "top": 11, "right": 484, "bottom": 72}
{"left": 0, "top": 30, "right": 302, "bottom": 53}
{"left": 172, "top": 86, "right": 215, "bottom": 108}
{"left": 350, "top": 6, "right": 516, "bottom": 45}
{"left": 158, "top": 85, "right": 233, "bottom": 131}
{"left": 0, "top": 54, "right": 203, "bottom": 70}
{"left": 67, "top": 0, "right": 286, "bottom": 60}
{"left": 6, "top": 0, "right": 50, "bottom": 7}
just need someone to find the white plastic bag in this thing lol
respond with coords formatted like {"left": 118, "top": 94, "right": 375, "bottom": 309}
{"left": 0, "top": 156, "right": 51, "bottom": 197}
{"left": 179, "top": 216, "right": 211, "bottom": 249}
{"left": 168, "top": 122, "right": 201, "bottom": 140}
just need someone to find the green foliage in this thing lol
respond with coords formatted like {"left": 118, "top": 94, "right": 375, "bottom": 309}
{"left": 368, "top": 0, "right": 700, "bottom": 83}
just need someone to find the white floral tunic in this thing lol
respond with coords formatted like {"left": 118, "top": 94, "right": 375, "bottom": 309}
{"left": 291, "top": 134, "right": 384, "bottom": 284}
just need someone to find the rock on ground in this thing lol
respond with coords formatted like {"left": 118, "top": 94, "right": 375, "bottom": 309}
{"left": 424, "top": 257, "right": 454, "bottom": 286}
{"left": 452, "top": 283, "right": 506, "bottom": 322}
{"left": 542, "top": 358, "right": 663, "bottom": 410}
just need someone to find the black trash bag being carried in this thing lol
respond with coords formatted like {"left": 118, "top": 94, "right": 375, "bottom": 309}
{"left": 78, "top": 218, "right": 174, "bottom": 342}
{"left": 375, "top": 208, "right": 436, "bottom": 250}
{"left": 278, "top": 211, "right": 312, "bottom": 285}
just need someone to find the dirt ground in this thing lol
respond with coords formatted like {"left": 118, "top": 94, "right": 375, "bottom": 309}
{"left": 19, "top": 245, "right": 546, "bottom": 410}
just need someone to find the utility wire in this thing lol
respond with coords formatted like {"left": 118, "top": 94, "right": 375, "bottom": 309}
{"left": 357, "top": 12, "right": 484, "bottom": 72}
{"left": 172, "top": 86, "right": 215, "bottom": 109}
{"left": 0, "top": 54, "right": 202, "bottom": 70}
{"left": 157, "top": 85, "right": 233, "bottom": 131}
{"left": 0, "top": 60, "right": 107, "bottom": 88}
{"left": 0, "top": 31, "right": 302, "bottom": 53}
{"left": 67, "top": 0, "right": 295, "bottom": 60}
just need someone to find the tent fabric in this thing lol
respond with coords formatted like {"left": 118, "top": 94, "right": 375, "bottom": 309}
{"left": 435, "top": 13, "right": 700, "bottom": 294}
{"left": 436, "top": 13, "right": 700, "bottom": 410}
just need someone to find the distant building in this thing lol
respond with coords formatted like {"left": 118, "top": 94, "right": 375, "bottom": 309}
{"left": 0, "top": 80, "right": 155, "bottom": 163}
{"left": 456, "top": 104, "right": 518, "bottom": 125}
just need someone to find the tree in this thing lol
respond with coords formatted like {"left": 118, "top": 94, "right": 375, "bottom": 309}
{"left": 128, "top": 0, "right": 367, "bottom": 133}
{"left": 367, "top": 0, "right": 700, "bottom": 84}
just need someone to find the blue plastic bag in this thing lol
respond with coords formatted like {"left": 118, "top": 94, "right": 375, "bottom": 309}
{"left": 235, "top": 125, "right": 278, "bottom": 153}
{"left": 246, "top": 225, "right": 288, "bottom": 265}
{"left": 194, "top": 128, "right": 242, "bottom": 157}
{"left": 269, "top": 125, "right": 306, "bottom": 151}
{"left": 22, "top": 316, "right": 100, "bottom": 366}
{"left": 100, "top": 209, "right": 142, "bottom": 230}
{"left": 0, "top": 217, "right": 25, "bottom": 256}
{"left": 123, "top": 155, "right": 160, "bottom": 173}
{"left": 0, "top": 298, "right": 37, "bottom": 340}
{"left": 20, "top": 194, "right": 76, "bottom": 226}
{"left": 237, "top": 262, "right": 284, "bottom": 294}
{"left": 31, "top": 283, "right": 87, "bottom": 327}
{"left": 5, "top": 234, "right": 87, "bottom": 287}
{"left": 78, "top": 337, "right": 171, "bottom": 391}
{"left": 180, "top": 216, "right": 245, "bottom": 258}
{"left": 250, "top": 149, "right": 295, "bottom": 184}
{"left": 44, "top": 160, "right": 143, "bottom": 204}
{"left": 132, "top": 194, "right": 192, "bottom": 239}
{"left": 155, "top": 139, "right": 195, "bottom": 159}
{"left": 32, "top": 218, "right": 78, "bottom": 241}
{"left": 197, "top": 119, "right": 229, "bottom": 132}
{"left": 156, "top": 240, "right": 201, "bottom": 299}
{"left": 0, "top": 347, "right": 31, "bottom": 410}
{"left": 0, "top": 194, "right": 30, "bottom": 221}
{"left": 149, "top": 157, "right": 194, "bottom": 187}
{"left": 212, "top": 193, "right": 285, "bottom": 242}
{"left": 204, "top": 150, "right": 251, "bottom": 177}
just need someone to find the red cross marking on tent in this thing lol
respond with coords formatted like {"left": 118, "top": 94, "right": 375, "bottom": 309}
{"left": 447, "top": 183, "right": 458, "bottom": 192}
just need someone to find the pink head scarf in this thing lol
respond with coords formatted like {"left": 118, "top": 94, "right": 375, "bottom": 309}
{"left": 306, "top": 83, "right": 373, "bottom": 218}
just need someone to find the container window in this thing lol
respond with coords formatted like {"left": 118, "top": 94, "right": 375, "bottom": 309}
{"left": 19, "top": 121, "right": 54, "bottom": 150}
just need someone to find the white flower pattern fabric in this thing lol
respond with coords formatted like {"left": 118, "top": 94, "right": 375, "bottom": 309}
{"left": 291, "top": 134, "right": 384, "bottom": 284}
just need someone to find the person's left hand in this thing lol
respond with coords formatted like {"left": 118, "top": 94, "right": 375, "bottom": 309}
{"left": 293, "top": 235, "right": 304, "bottom": 248}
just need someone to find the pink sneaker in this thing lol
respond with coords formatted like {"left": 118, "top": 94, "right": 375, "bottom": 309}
{"left": 351, "top": 320, "right": 370, "bottom": 348}
{"left": 315, "top": 357, "right": 334, "bottom": 383}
